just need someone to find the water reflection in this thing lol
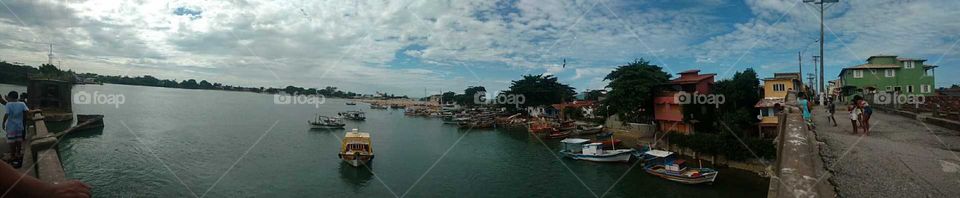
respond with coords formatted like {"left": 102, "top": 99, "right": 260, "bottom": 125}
{"left": 338, "top": 163, "right": 374, "bottom": 192}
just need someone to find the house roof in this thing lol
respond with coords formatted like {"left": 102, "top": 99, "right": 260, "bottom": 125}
{"left": 670, "top": 73, "right": 716, "bottom": 84}
{"left": 897, "top": 57, "right": 927, "bottom": 61}
{"left": 846, "top": 63, "right": 901, "bottom": 69}
{"left": 755, "top": 98, "right": 786, "bottom": 108}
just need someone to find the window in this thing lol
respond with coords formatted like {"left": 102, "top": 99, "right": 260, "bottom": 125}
{"left": 853, "top": 70, "right": 863, "bottom": 78}
{"left": 907, "top": 85, "right": 914, "bottom": 93}
{"left": 885, "top": 69, "right": 896, "bottom": 77}
{"left": 886, "top": 86, "right": 893, "bottom": 91}
{"left": 921, "top": 85, "right": 931, "bottom": 93}
{"left": 925, "top": 69, "right": 933, "bottom": 76}
{"left": 904, "top": 61, "right": 914, "bottom": 69}
{"left": 773, "top": 83, "right": 785, "bottom": 91}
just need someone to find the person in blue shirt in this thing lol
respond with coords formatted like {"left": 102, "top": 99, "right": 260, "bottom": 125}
{"left": 797, "top": 92, "right": 814, "bottom": 131}
{"left": 3, "top": 91, "right": 29, "bottom": 168}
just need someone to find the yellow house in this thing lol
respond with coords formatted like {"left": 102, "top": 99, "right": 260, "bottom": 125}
{"left": 762, "top": 73, "right": 801, "bottom": 99}
{"left": 755, "top": 73, "right": 801, "bottom": 138}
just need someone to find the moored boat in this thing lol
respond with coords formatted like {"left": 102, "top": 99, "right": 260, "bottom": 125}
{"left": 559, "top": 138, "right": 634, "bottom": 162}
{"left": 309, "top": 115, "right": 346, "bottom": 129}
{"left": 643, "top": 150, "right": 718, "bottom": 184}
{"left": 339, "top": 111, "right": 366, "bottom": 121}
{"left": 575, "top": 124, "right": 604, "bottom": 135}
{"left": 346, "top": 101, "right": 357, "bottom": 105}
{"left": 338, "top": 129, "right": 375, "bottom": 167}
{"left": 370, "top": 104, "right": 389, "bottom": 109}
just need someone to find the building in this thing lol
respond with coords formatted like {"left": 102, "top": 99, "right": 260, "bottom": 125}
{"left": 754, "top": 73, "right": 799, "bottom": 138}
{"left": 653, "top": 70, "right": 715, "bottom": 134}
{"left": 838, "top": 55, "right": 937, "bottom": 98}
{"left": 762, "top": 73, "right": 802, "bottom": 99}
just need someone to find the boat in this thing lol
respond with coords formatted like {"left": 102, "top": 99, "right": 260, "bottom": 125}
{"left": 309, "top": 115, "right": 346, "bottom": 129}
{"left": 544, "top": 130, "right": 571, "bottom": 139}
{"left": 75, "top": 114, "right": 105, "bottom": 130}
{"left": 370, "top": 104, "right": 389, "bottom": 109}
{"left": 346, "top": 101, "right": 357, "bottom": 105}
{"left": 643, "top": 150, "right": 718, "bottom": 184}
{"left": 559, "top": 138, "right": 635, "bottom": 162}
{"left": 575, "top": 124, "right": 604, "bottom": 135}
{"left": 339, "top": 111, "right": 366, "bottom": 121}
{"left": 596, "top": 131, "right": 614, "bottom": 139}
{"left": 338, "top": 129, "right": 374, "bottom": 167}
{"left": 592, "top": 138, "right": 622, "bottom": 149}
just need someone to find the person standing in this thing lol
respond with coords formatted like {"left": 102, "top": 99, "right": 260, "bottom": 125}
{"left": 827, "top": 97, "right": 837, "bottom": 127}
{"left": 3, "top": 91, "right": 29, "bottom": 168}
{"left": 860, "top": 98, "right": 872, "bottom": 135}
{"left": 798, "top": 92, "right": 814, "bottom": 131}
{"left": 848, "top": 103, "right": 861, "bottom": 135}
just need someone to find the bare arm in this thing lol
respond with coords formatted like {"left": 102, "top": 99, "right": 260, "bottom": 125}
{"left": 1, "top": 162, "right": 92, "bottom": 197}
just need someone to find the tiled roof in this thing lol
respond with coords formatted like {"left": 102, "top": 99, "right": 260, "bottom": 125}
{"left": 844, "top": 63, "right": 900, "bottom": 69}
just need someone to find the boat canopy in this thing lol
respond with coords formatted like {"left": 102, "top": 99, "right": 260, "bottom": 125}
{"left": 645, "top": 150, "right": 674, "bottom": 158}
{"left": 560, "top": 138, "right": 591, "bottom": 144}
{"left": 345, "top": 129, "right": 370, "bottom": 138}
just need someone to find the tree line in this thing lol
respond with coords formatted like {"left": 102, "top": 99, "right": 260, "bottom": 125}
{"left": 0, "top": 61, "right": 378, "bottom": 98}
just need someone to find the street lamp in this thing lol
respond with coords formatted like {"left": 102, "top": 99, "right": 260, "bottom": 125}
{"left": 799, "top": 39, "right": 819, "bottom": 85}
{"left": 803, "top": 0, "right": 839, "bottom": 105}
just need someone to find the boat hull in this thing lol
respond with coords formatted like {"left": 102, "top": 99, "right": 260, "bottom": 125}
{"left": 562, "top": 149, "right": 634, "bottom": 162}
{"left": 310, "top": 124, "right": 345, "bottom": 129}
{"left": 644, "top": 166, "right": 718, "bottom": 184}
{"left": 339, "top": 154, "right": 374, "bottom": 167}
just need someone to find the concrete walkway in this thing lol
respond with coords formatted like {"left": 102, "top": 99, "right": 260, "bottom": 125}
{"left": 813, "top": 105, "right": 960, "bottom": 197}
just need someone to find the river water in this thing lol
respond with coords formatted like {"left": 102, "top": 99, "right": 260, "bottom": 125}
{"left": 2, "top": 84, "right": 768, "bottom": 197}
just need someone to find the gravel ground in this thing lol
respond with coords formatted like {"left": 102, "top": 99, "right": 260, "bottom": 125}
{"left": 813, "top": 106, "right": 960, "bottom": 198}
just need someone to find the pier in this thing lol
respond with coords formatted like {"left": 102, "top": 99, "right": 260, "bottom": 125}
{"left": 767, "top": 92, "right": 836, "bottom": 198}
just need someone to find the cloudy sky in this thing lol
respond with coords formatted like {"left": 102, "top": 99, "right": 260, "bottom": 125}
{"left": 1, "top": 0, "right": 958, "bottom": 96}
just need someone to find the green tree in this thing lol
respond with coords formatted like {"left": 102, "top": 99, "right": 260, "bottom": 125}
{"left": 441, "top": 91, "right": 456, "bottom": 104}
{"left": 503, "top": 74, "right": 575, "bottom": 111}
{"left": 584, "top": 90, "right": 605, "bottom": 101}
{"left": 603, "top": 59, "right": 671, "bottom": 123}
{"left": 460, "top": 86, "right": 486, "bottom": 107}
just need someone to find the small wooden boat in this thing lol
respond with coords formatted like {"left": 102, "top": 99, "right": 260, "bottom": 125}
{"left": 643, "top": 150, "right": 718, "bottom": 184}
{"left": 370, "top": 104, "right": 388, "bottom": 109}
{"left": 339, "top": 111, "right": 366, "bottom": 121}
{"left": 544, "top": 130, "right": 571, "bottom": 139}
{"left": 596, "top": 131, "right": 613, "bottom": 139}
{"left": 575, "top": 124, "right": 603, "bottom": 135}
{"left": 338, "top": 129, "right": 374, "bottom": 167}
{"left": 75, "top": 114, "right": 105, "bottom": 130}
{"left": 345, "top": 102, "right": 357, "bottom": 105}
{"left": 559, "top": 138, "right": 634, "bottom": 162}
{"left": 309, "top": 115, "right": 345, "bottom": 129}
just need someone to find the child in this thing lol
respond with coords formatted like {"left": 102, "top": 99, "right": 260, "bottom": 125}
{"left": 849, "top": 104, "right": 861, "bottom": 135}
{"left": 3, "top": 91, "right": 29, "bottom": 168}
{"left": 798, "top": 92, "right": 814, "bottom": 131}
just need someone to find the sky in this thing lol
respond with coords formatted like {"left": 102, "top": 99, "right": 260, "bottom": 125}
{"left": 0, "top": 0, "right": 958, "bottom": 96}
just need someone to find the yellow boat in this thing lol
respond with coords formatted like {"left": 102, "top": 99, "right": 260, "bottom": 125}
{"left": 338, "top": 129, "right": 374, "bottom": 167}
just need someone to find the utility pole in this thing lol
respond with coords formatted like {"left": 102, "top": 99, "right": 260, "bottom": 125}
{"left": 798, "top": 52, "right": 803, "bottom": 85}
{"left": 804, "top": 0, "right": 838, "bottom": 105}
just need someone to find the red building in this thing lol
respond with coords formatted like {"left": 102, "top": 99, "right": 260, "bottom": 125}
{"left": 653, "top": 70, "right": 716, "bottom": 134}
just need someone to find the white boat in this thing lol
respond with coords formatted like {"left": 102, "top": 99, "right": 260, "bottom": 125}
{"left": 309, "top": 115, "right": 345, "bottom": 129}
{"left": 338, "top": 129, "right": 374, "bottom": 167}
{"left": 559, "top": 138, "right": 634, "bottom": 162}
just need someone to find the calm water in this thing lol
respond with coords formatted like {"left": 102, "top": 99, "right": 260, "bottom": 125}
{"left": 4, "top": 84, "right": 768, "bottom": 197}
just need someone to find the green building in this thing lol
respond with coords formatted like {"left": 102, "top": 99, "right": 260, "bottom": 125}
{"left": 838, "top": 55, "right": 937, "bottom": 97}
